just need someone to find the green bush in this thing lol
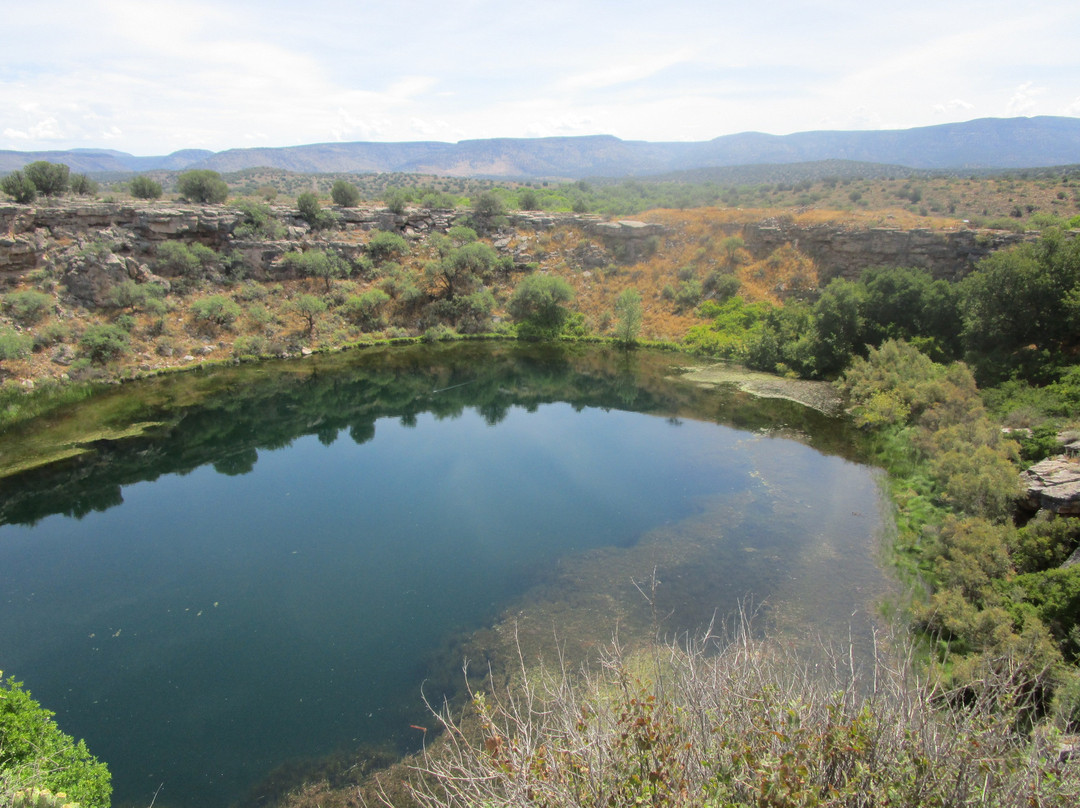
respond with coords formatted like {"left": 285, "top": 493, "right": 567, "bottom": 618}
{"left": 190, "top": 295, "right": 242, "bottom": 329}
{"left": 177, "top": 169, "right": 229, "bottom": 204}
{"left": 129, "top": 175, "right": 163, "bottom": 200}
{"left": 78, "top": 323, "right": 130, "bottom": 363}
{"left": 296, "top": 192, "right": 336, "bottom": 230}
{"left": 340, "top": 289, "right": 391, "bottom": 330}
{"left": 0, "top": 676, "right": 111, "bottom": 808}
{"left": 234, "top": 200, "right": 284, "bottom": 240}
{"left": 232, "top": 334, "right": 268, "bottom": 358}
{"left": 69, "top": 174, "right": 98, "bottom": 197}
{"left": 104, "top": 280, "right": 165, "bottom": 313}
{"left": 367, "top": 230, "right": 408, "bottom": 262}
{"left": 0, "top": 171, "right": 38, "bottom": 204}
{"left": 0, "top": 328, "right": 33, "bottom": 366}
{"left": 331, "top": 180, "right": 361, "bottom": 208}
{"left": 23, "top": 162, "right": 69, "bottom": 197}
{"left": 384, "top": 188, "right": 409, "bottom": 215}
{"left": 508, "top": 274, "right": 574, "bottom": 338}
{"left": 154, "top": 241, "right": 199, "bottom": 276}
{"left": 4, "top": 291, "right": 53, "bottom": 325}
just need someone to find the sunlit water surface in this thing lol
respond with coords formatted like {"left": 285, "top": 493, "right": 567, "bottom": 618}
{"left": 0, "top": 344, "right": 890, "bottom": 808}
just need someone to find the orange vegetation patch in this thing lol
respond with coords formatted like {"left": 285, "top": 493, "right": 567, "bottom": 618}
{"left": 642, "top": 206, "right": 963, "bottom": 231}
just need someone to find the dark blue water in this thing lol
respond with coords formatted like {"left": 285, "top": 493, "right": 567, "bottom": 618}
{"left": 0, "top": 344, "right": 886, "bottom": 808}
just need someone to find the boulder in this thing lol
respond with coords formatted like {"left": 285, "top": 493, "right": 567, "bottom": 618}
{"left": 1021, "top": 456, "right": 1080, "bottom": 515}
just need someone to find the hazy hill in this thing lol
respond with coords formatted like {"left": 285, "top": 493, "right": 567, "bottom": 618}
{"left": 1, "top": 117, "right": 1077, "bottom": 179}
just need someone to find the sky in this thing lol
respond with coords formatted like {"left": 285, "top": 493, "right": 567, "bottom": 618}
{"left": 2, "top": 0, "right": 1079, "bottom": 156}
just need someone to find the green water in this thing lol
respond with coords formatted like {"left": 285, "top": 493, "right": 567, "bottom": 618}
{"left": 0, "top": 342, "right": 889, "bottom": 808}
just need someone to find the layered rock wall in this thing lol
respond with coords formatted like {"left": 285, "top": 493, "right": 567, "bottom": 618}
{"left": 742, "top": 221, "right": 1032, "bottom": 282}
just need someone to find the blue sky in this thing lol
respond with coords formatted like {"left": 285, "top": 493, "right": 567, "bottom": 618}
{"left": 2, "top": 0, "right": 1079, "bottom": 155}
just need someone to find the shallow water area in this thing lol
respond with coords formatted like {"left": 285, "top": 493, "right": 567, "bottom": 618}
{"left": 0, "top": 342, "right": 892, "bottom": 808}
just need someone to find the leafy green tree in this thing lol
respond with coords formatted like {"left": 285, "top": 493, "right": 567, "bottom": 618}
{"left": 292, "top": 293, "right": 327, "bottom": 335}
{"left": 811, "top": 278, "right": 866, "bottom": 376}
{"left": 177, "top": 169, "right": 229, "bottom": 203}
{"left": 69, "top": 173, "right": 98, "bottom": 196}
{"left": 280, "top": 250, "right": 350, "bottom": 291}
{"left": 129, "top": 175, "right": 163, "bottom": 200}
{"left": 509, "top": 274, "right": 574, "bottom": 338}
{"left": 78, "top": 323, "right": 130, "bottom": 363}
{"left": 426, "top": 242, "right": 497, "bottom": 300}
{"left": 0, "top": 170, "right": 38, "bottom": 203}
{"left": 614, "top": 288, "right": 643, "bottom": 344}
{"left": 331, "top": 179, "right": 361, "bottom": 207}
{"left": 960, "top": 230, "right": 1080, "bottom": 383}
{"left": 23, "top": 161, "right": 69, "bottom": 197}
{"left": 859, "top": 265, "right": 961, "bottom": 359}
{"left": 0, "top": 677, "right": 112, "bottom": 808}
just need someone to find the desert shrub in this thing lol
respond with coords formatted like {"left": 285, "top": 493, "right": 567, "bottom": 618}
{"left": 154, "top": 241, "right": 199, "bottom": 276}
{"left": 413, "top": 632, "right": 1079, "bottom": 808}
{"left": 508, "top": 274, "right": 574, "bottom": 339}
{"left": 384, "top": 188, "right": 410, "bottom": 214}
{"left": 32, "top": 322, "right": 70, "bottom": 350}
{"left": 330, "top": 180, "right": 360, "bottom": 207}
{"left": 234, "top": 281, "right": 269, "bottom": 302}
{"left": 367, "top": 230, "right": 408, "bottom": 262}
{"left": 0, "top": 677, "right": 111, "bottom": 808}
{"left": 673, "top": 278, "right": 702, "bottom": 311}
{"left": 104, "top": 280, "right": 165, "bottom": 314}
{"left": 0, "top": 171, "right": 38, "bottom": 204}
{"left": 177, "top": 169, "right": 228, "bottom": 204}
{"left": 296, "top": 192, "right": 336, "bottom": 230}
{"left": 279, "top": 250, "right": 350, "bottom": 291}
{"left": 23, "top": 162, "right": 69, "bottom": 197}
{"left": 191, "top": 295, "right": 242, "bottom": 329}
{"left": 4, "top": 291, "right": 53, "bottom": 325}
{"left": 232, "top": 335, "right": 268, "bottom": 358}
{"left": 703, "top": 270, "right": 740, "bottom": 301}
{"left": 0, "top": 328, "right": 33, "bottom": 367}
{"left": 234, "top": 200, "right": 285, "bottom": 240}
{"left": 69, "top": 173, "right": 98, "bottom": 196}
{"left": 129, "top": 175, "right": 163, "bottom": 200}
{"left": 340, "top": 290, "right": 391, "bottom": 331}
{"left": 77, "top": 323, "right": 130, "bottom": 363}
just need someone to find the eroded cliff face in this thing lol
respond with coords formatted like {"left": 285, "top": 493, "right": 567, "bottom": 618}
{"left": 0, "top": 200, "right": 1041, "bottom": 301}
{"left": 741, "top": 220, "right": 1032, "bottom": 283}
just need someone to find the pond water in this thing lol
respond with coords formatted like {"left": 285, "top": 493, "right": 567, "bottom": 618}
{"left": 0, "top": 343, "right": 891, "bottom": 808}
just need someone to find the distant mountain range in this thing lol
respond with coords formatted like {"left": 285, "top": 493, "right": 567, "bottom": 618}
{"left": 1, "top": 116, "right": 1078, "bottom": 179}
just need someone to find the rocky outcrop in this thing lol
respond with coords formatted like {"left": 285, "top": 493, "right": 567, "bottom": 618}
{"left": 1021, "top": 456, "right": 1080, "bottom": 515}
{"left": 742, "top": 220, "right": 1033, "bottom": 282}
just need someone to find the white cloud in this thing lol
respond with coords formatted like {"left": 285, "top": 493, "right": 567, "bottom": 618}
{"left": 1006, "top": 82, "right": 1047, "bottom": 116}
{"left": 1, "top": 1, "right": 1078, "bottom": 153}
